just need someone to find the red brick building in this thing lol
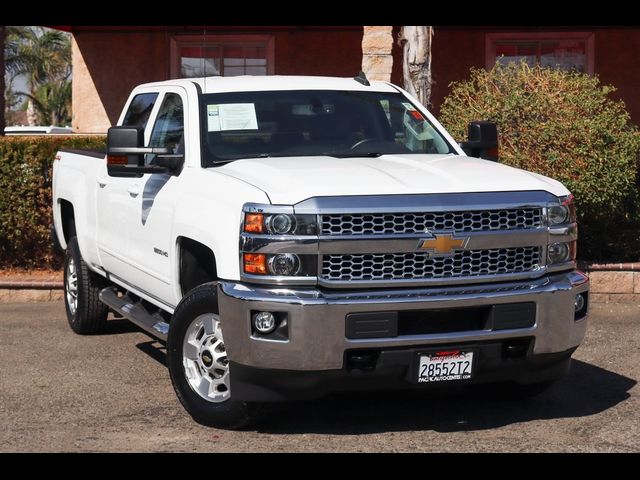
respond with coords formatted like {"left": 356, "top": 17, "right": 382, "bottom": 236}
{"left": 53, "top": 26, "right": 640, "bottom": 133}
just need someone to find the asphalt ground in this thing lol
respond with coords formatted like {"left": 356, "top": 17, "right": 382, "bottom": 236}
{"left": 0, "top": 301, "right": 637, "bottom": 452}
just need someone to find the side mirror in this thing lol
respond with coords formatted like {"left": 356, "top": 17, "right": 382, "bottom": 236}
{"left": 106, "top": 126, "right": 179, "bottom": 176}
{"left": 459, "top": 121, "right": 499, "bottom": 161}
{"left": 154, "top": 154, "right": 184, "bottom": 174}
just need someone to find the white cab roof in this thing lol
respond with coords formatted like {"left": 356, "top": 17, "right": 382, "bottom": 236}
{"left": 138, "top": 75, "right": 398, "bottom": 94}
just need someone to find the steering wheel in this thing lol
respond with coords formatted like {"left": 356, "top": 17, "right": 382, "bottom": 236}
{"left": 349, "top": 138, "right": 379, "bottom": 151}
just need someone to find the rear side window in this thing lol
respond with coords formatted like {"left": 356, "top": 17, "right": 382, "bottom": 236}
{"left": 122, "top": 93, "right": 159, "bottom": 129}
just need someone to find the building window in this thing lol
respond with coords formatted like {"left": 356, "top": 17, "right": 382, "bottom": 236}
{"left": 170, "top": 35, "right": 274, "bottom": 78}
{"left": 486, "top": 32, "right": 594, "bottom": 74}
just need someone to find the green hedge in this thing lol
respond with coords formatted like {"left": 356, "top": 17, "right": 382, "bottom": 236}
{"left": 439, "top": 62, "right": 640, "bottom": 262}
{"left": 0, "top": 135, "right": 106, "bottom": 269}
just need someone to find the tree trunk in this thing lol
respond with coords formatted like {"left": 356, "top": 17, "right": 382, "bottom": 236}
{"left": 26, "top": 98, "right": 38, "bottom": 126}
{"left": 0, "top": 26, "right": 5, "bottom": 136}
{"left": 399, "top": 26, "right": 434, "bottom": 107}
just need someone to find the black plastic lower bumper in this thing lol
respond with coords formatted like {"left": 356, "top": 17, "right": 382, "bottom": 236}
{"left": 229, "top": 338, "right": 577, "bottom": 402}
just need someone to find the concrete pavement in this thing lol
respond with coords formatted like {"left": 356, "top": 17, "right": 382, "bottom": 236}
{"left": 0, "top": 301, "right": 637, "bottom": 452}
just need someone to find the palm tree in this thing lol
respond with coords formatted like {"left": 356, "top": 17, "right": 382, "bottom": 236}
{"left": 400, "top": 26, "right": 434, "bottom": 107}
{"left": 5, "top": 26, "right": 71, "bottom": 126}
{"left": 1, "top": 26, "right": 6, "bottom": 135}
{"left": 22, "top": 79, "right": 71, "bottom": 126}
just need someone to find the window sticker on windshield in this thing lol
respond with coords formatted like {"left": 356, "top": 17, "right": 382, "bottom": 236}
{"left": 207, "top": 103, "right": 258, "bottom": 131}
{"left": 402, "top": 102, "right": 416, "bottom": 111}
{"left": 207, "top": 105, "right": 221, "bottom": 131}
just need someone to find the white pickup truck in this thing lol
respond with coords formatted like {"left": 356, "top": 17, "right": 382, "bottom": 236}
{"left": 52, "top": 74, "right": 589, "bottom": 428}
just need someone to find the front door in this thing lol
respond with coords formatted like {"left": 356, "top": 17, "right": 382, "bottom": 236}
{"left": 124, "top": 90, "right": 187, "bottom": 307}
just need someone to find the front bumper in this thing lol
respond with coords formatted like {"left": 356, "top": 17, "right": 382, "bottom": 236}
{"left": 218, "top": 271, "right": 588, "bottom": 400}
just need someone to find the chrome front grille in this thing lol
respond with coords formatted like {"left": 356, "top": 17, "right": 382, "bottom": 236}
{"left": 321, "top": 246, "right": 543, "bottom": 282}
{"left": 321, "top": 208, "right": 543, "bottom": 236}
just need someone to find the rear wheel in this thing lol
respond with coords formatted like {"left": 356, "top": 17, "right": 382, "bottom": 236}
{"left": 63, "top": 237, "right": 109, "bottom": 334}
{"left": 167, "top": 282, "right": 263, "bottom": 429}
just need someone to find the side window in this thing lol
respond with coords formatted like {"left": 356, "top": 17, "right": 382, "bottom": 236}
{"left": 122, "top": 93, "right": 159, "bottom": 129}
{"left": 149, "top": 93, "right": 185, "bottom": 157}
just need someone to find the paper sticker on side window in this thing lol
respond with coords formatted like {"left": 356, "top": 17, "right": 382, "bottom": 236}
{"left": 207, "top": 103, "right": 258, "bottom": 132}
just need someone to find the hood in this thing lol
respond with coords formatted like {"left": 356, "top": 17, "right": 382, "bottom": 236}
{"left": 215, "top": 154, "right": 569, "bottom": 205}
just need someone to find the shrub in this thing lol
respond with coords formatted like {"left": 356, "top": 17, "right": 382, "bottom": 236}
{"left": 0, "top": 135, "right": 106, "bottom": 269}
{"left": 439, "top": 62, "right": 640, "bottom": 261}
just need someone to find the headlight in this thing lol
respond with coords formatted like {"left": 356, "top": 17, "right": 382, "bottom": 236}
{"left": 548, "top": 194, "right": 576, "bottom": 225}
{"left": 267, "top": 253, "right": 301, "bottom": 276}
{"left": 548, "top": 205, "right": 569, "bottom": 225}
{"left": 243, "top": 212, "right": 317, "bottom": 235}
{"left": 241, "top": 205, "right": 318, "bottom": 281}
{"left": 266, "top": 214, "right": 296, "bottom": 235}
{"left": 243, "top": 253, "right": 314, "bottom": 277}
{"left": 547, "top": 242, "right": 573, "bottom": 264}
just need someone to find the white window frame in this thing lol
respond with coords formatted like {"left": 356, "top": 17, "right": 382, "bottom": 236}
{"left": 485, "top": 32, "right": 595, "bottom": 75}
{"left": 170, "top": 34, "right": 275, "bottom": 79}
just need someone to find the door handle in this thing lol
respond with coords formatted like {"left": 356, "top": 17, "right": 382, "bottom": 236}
{"left": 127, "top": 184, "right": 140, "bottom": 197}
{"left": 97, "top": 177, "right": 108, "bottom": 187}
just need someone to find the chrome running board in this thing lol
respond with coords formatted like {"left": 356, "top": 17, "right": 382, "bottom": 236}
{"left": 99, "top": 287, "right": 169, "bottom": 342}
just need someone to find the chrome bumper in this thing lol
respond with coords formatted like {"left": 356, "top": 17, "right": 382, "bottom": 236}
{"left": 217, "top": 270, "right": 589, "bottom": 371}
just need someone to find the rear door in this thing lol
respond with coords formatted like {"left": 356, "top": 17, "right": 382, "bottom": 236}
{"left": 95, "top": 91, "right": 160, "bottom": 282}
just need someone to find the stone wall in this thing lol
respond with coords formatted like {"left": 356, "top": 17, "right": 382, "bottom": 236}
{"left": 2, "top": 270, "right": 639, "bottom": 304}
{"left": 361, "top": 26, "right": 394, "bottom": 82}
{"left": 586, "top": 271, "right": 640, "bottom": 303}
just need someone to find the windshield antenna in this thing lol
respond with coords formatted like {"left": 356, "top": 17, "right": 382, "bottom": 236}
{"left": 203, "top": 28, "right": 207, "bottom": 93}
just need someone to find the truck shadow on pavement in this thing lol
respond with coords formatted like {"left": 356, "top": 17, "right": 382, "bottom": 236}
{"left": 256, "top": 360, "right": 636, "bottom": 434}
{"left": 131, "top": 341, "right": 636, "bottom": 434}
{"left": 102, "top": 319, "right": 142, "bottom": 335}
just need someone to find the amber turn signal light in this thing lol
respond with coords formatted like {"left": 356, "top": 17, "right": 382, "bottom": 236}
{"left": 244, "top": 253, "right": 267, "bottom": 274}
{"left": 244, "top": 213, "right": 264, "bottom": 233}
{"left": 107, "top": 155, "right": 128, "bottom": 165}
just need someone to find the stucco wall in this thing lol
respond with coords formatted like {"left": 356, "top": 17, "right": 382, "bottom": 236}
{"left": 428, "top": 27, "right": 640, "bottom": 126}
{"left": 71, "top": 28, "right": 363, "bottom": 133}
{"left": 71, "top": 27, "right": 640, "bottom": 133}
{"left": 72, "top": 31, "right": 168, "bottom": 133}
{"left": 594, "top": 28, "right": 640, "bottom": 126}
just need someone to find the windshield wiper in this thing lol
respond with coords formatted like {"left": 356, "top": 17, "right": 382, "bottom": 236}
{"left": 324, "top": 152, "right": 384, "bottom": 158}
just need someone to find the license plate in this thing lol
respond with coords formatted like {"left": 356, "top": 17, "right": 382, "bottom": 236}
{"left": 417, "top": 350, "right": 474, "bottom": 383}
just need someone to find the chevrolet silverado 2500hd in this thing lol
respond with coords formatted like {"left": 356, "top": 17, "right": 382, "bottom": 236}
{"left": 52, "top": 75, "right": 589, "bottom": 428}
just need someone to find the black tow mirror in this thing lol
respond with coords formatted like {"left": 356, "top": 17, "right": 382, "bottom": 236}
{"left": 154, "top": 154, "right": 184, "bottom": 173}
{"left": 460, "top": 121, "right": 499, "bottom": 161}
{"left": 106, "top": 126, "right": 176, "bottom": 177}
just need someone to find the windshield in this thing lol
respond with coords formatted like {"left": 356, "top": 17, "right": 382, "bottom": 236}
{"left": 199, "top": 90, "right": 455, "bottom": 165}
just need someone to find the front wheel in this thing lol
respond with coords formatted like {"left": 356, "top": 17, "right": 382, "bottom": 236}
{"left": 167, "top": 282, "right": 263, "bottom": 429}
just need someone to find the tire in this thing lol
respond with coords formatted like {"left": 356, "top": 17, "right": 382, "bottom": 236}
{"left": 167, "top": 282, "right": 263, "bottom": 429}
{"left": 63, "top": 236, "right": 109, "bottom": 334}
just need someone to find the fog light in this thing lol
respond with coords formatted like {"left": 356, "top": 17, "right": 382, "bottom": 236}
{"left": 253, "top": 311, "right": 276, "bottom": 334}
{"left": 574, "top": 292, "right": 588, "bottom": 320}
{"left": 575, "top": 293, "right": 586, "bottom": 312}
{"left": 548, "top": 242, "right": 570, "bottom": 264}
{"left": 268, "top": 253, "right": 300, "bottom": 276}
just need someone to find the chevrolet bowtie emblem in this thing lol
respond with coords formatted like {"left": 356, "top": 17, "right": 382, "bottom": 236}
{"left": 417, "top": 234, "right": 469, "bottom": 256}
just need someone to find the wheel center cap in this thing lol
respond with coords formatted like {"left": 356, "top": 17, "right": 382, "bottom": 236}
{"left": 201, "top": 350, "right": 213, "bottom": 367}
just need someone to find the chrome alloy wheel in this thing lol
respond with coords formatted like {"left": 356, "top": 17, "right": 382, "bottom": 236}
{"left": 65, "top": 257, "right": 78, "bottom": 316}
{"left": 182, "top": 314, "right": 230, "bottom": 403}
